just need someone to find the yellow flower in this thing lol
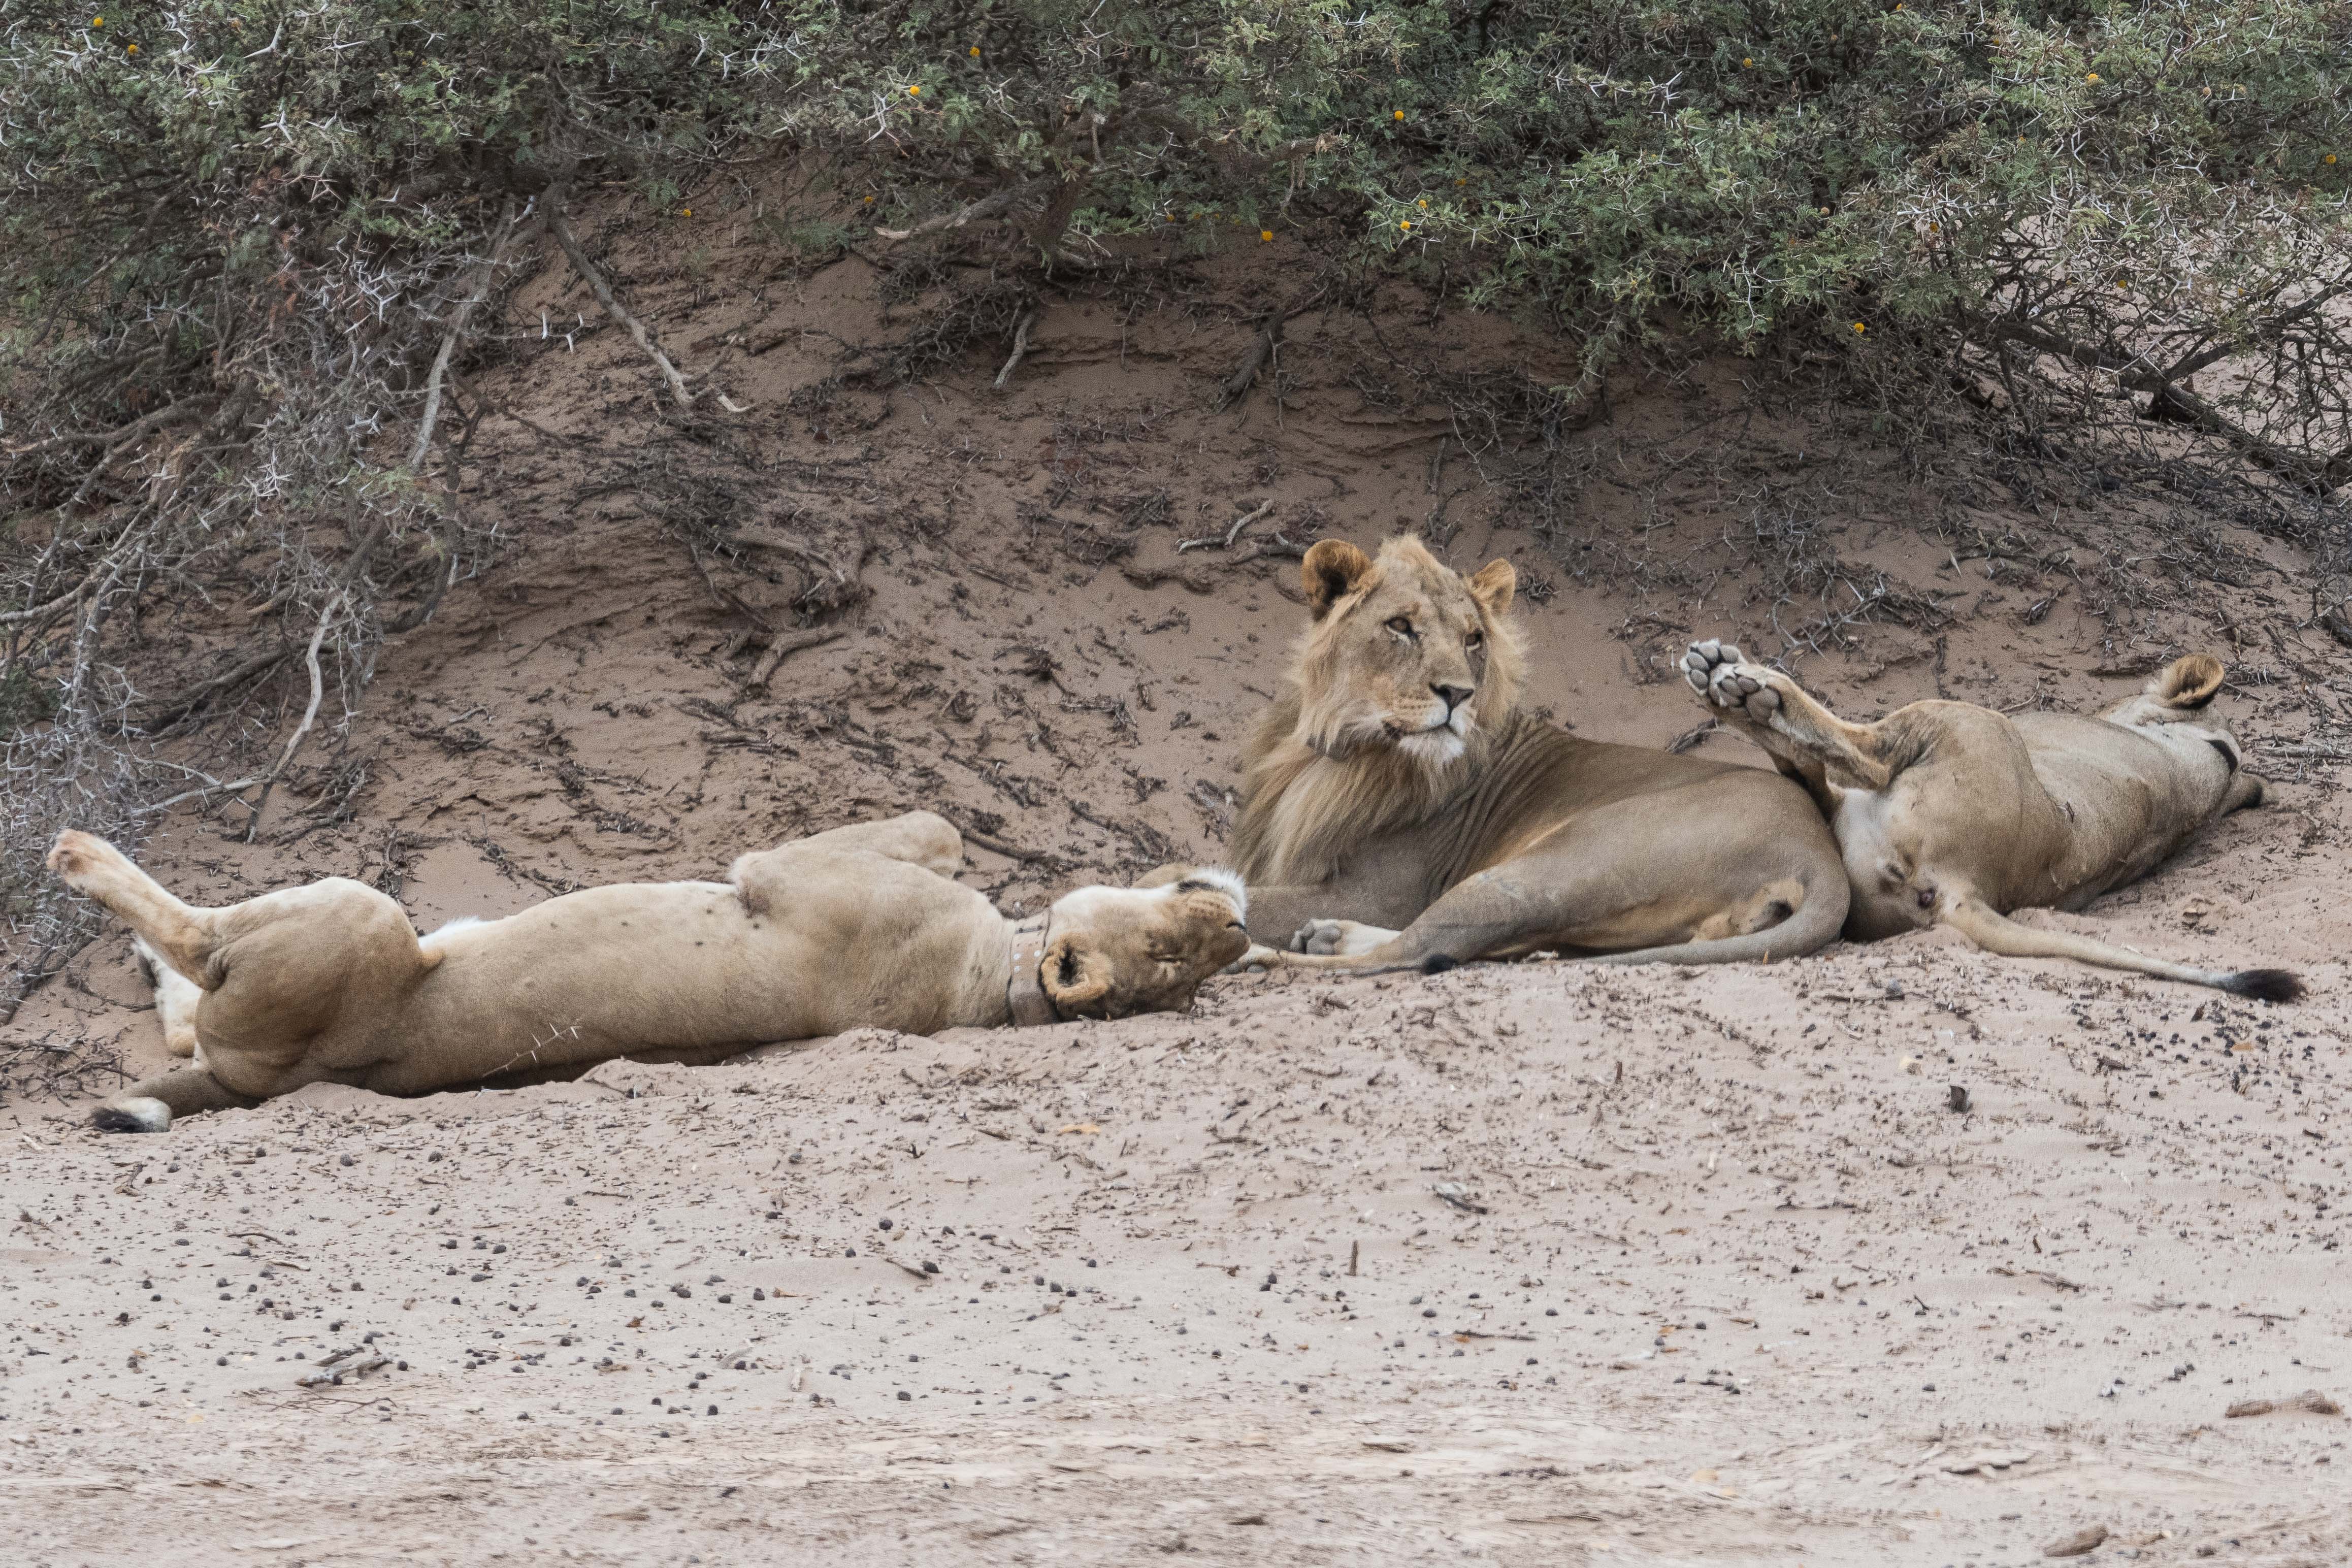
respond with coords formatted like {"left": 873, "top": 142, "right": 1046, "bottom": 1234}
{"left": 90, "top": 15, "right": 102, "bottom": 24}
{"left": 968, "top": 46, "right": 979, "bottom": 56}
{"left": 1853, "top": 321, "right": 1867, "bottom": 333}
{"left": 1417, "top": 199, "right": 1428, "bottom": 208}
{"left": 681, "top": 208, "right": 692, "bottom": 217}
{"left": 2328, "top": 154, "right": 2339, "bottom": 165}
{"left": 1454, "top": 177, "right": 1466, "bottom": 185}
{"left": 1399, "top": 220, "right": 1413, "bottom": 231}
{"left": 124, "top": 41, "right": 136, "bottom": 52}
{"left": 1260, "top": 229, "right": 1273, "bottom": 242}
{"left": 1927, "top": 221, "right": 1940, "bottom": 232}
{"left": 1392, "top": 109, "right": 1405, "bottom": 120}
{"left": 2085, "top": 72, "right": 2099, "bottom": 83}
{"left": 906, "top": 84, "right": 921, "bottom": 95}
{"left": 1743, "top": 57, "right": 1753, "bottom": 68}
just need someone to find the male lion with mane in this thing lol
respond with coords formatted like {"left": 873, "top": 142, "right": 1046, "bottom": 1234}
{"left": 1212, "top": 534, "right": 1848, "bottom": 971}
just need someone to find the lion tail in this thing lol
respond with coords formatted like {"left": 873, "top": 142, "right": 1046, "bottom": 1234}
{"left": 1579, "top": 856, "right": 1850, "bottom": 969}
{"left": 1940, "top": 896, "right": 2302, "bottom": 1001}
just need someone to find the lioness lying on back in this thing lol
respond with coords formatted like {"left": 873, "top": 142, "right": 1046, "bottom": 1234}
{"left": 50, "top": 812, "right": 1252, "bottom": 1132}
{"left": 1682, "top": 644, "right": 2300, "bottom": 999}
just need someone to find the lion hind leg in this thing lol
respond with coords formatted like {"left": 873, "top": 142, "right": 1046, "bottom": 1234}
{"left": 132, "top": 935, "right": 206, "bottom": 1059}
{"left": 48, "top": 831, "right": 219, "bottom": 984}
{"left": 1683, "top": 642, "right": 1891, "bottom": 794}
{"left": 1941, "top": 895, "right": 2302, "bottom": 1001}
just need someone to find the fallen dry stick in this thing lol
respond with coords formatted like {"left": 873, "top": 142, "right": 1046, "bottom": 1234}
{"left": 1177, "top": 499, "right": 1274, "bottom": 553}
{"left": 2225, "top": 1388, "right": 2342, "bottom": 1418}
{"left": 2041, "top": 1523, "right": 2107, "bottom": 1558}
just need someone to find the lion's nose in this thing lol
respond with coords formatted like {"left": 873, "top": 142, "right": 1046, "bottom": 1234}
{"left": 1431, "top": 682, "right": 1474, "bottom": 714}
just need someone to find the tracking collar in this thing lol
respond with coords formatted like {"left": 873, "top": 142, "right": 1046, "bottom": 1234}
{"left": 1005, "top": 914, "right": 1058, "bottom": 1027}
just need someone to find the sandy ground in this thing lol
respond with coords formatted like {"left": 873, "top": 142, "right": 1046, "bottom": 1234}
{"left": 6, "top": 216, "right": 2350, "bottom": 1564}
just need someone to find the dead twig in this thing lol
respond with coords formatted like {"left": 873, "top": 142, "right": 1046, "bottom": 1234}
{"left": 548, "top": 192, "right": 696, "bottom": 411}
{"left": 410, "top": 200, "right": 532, "bottom": 469}
{"left": 242, "top": 591, "right": 345, "bottom": 841}
{"left": 994, "top": 308, "right": 1039, "bottom": 391}
{"left": 1177, "top": 499, "right": 1274, "bottom": 553}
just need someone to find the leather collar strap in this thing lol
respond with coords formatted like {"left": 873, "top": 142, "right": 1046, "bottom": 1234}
{"left": 1005, "top": 914, "right": 1058, "bottom": 1027}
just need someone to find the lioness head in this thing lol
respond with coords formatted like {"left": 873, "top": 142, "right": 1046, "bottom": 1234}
{"left": 1289, "top": 535, "right": 1522, "bottom": 767}
{"left": 1038, "top": 870, "right": 1251, "bottom": 1020}
{"left": 2100, "top": 653, "right": 2264, "bottom": 806}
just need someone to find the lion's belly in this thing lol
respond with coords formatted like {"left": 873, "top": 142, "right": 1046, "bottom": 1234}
{"left": 357, "top": 875, "right": 989, "bottom": 1094}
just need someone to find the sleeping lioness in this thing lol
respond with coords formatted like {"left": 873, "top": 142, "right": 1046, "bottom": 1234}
{"left": 1205, "top": 535, "right": 1849, "bottom": 971}
{"left": 1680, "top": 642, "right": 2301, "bottom": 999}
{"left": 49, "top": 812, "right": 1251, "bottom": 1132}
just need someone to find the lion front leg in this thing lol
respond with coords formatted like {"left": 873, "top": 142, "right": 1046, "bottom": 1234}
{"left": 1682, "top": 641, "right": 1892, "bottom": 796}
{"left": 1293, "top": 919, "right": 1401, "bottom": 957}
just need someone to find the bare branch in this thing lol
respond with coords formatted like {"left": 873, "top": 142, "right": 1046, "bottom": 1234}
{"left": 994, "top": 309, "right": 1039, "bottom": 391}
{"left": 547, "top": 193, "right": 697, "bottom": 411}
{"left": 873, "top": 174, "right": 1058, "bottom": 243}
{"left": 410, "top": 200, "right": 534, "bottom": 469}
{"left": 241, "top": 591, "right": 345, "bottom": 841}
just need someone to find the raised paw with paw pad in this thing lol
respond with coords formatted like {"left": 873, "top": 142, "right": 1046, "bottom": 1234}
{"left": 1681, "top": 640, "right": 1783, "bottom": 719}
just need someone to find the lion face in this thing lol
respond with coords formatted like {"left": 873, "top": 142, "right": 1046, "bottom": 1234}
{"left": 1290, "top": 536, "right": 1520, "bottom": 766}
{"left": 1038, "top": 871, "right": 1251, "bottom": 1020}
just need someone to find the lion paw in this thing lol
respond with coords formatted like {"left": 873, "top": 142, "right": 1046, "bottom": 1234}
{"left": 1681, "top": 640, "right": 1782, "bottom": 720}
{"left": 46, "top": 829, "right": 110, "bottom": 888}
{"left": 1293, "top": 919, "right": 1397, "bottom": 958}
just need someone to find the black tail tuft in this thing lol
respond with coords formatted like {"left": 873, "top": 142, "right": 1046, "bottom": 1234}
{"left": 90, "top": 1105, "right": 159, "bottom": 1134}
{"left": 2222, "top": 968, "right": 2304, "bottom": 1003}
{"left": 1421, "top": 954, "right": 1459, "bottom": 975}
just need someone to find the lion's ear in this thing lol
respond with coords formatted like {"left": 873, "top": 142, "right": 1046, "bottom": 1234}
{"left": 1302, "top": 539, "right": 1374, "bottom": 620}
{"left": 1467, "top": 558, "right": 1516, "bottom": 617}
{"left": 2154, "top": 654, "right": 2226, "bottom": 709}
{"left": 1042, "top": 937, "right": 1113, "bottom": 1013}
